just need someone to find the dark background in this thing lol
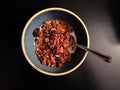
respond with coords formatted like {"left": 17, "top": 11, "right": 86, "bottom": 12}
{"left": 1, "top": 0, "right": 120, "bottom": 90}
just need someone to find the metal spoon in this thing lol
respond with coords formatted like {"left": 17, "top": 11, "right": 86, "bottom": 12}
{"left": 69, "top": 32, "right": 112, "bottom": 63}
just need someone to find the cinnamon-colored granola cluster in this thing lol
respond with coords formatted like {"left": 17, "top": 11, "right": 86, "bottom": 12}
{"left": 33, "top": 19, "right": 73, "bottom": 67}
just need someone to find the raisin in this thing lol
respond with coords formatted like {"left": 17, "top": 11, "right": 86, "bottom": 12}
{"left": 33, "top": 28, "right": 40, "bottom": 37}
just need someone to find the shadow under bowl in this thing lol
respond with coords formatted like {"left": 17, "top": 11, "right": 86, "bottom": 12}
{"left": 21, "top": 7, "right": 90, "bottom": 76}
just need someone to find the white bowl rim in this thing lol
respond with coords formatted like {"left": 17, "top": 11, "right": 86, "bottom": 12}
{"left": 21, "top": 7, "right": 90, "bottom": 76}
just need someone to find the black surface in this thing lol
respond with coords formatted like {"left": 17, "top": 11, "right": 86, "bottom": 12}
{"left": 1, "top": 0, "right": 120, "bottom": 90}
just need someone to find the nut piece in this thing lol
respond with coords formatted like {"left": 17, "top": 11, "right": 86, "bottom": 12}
{"left": 45, "top": 38, "right": 49, "bottom": 42}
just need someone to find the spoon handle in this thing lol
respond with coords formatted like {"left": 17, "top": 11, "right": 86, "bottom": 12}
{"left": 77, "top": 44, "right": 112, "bottom": 63}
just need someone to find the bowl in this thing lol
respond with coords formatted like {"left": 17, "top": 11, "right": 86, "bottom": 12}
{"left": 21, "top": 7, "right": 90, "bottom": 76}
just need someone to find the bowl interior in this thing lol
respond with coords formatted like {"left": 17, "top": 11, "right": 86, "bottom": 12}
{"left": 22, "top": 8, "right": 89, "bottom": 76}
